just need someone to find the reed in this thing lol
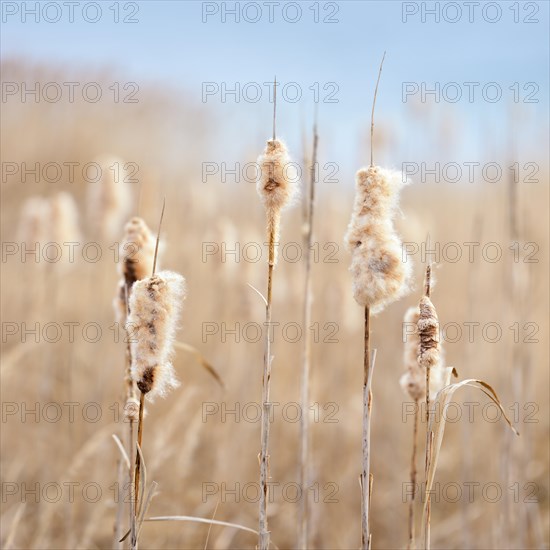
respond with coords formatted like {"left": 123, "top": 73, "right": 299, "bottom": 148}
{"left": 113, "top": 215, "right": 158, "bottom": 546}
{"left": 256, "top": 77, "right": 298, "bottom": 550}
{"left": 417, "top": 265, "right": 440, "bottom": 550}
{"left": 298, "top": 112, "right": 318, "bottom": 550}
{"left": 344, "top": 52, "right": 411, "bottom": 549}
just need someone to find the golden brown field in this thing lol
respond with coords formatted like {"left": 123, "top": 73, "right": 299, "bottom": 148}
{"left": 1, "top": 61, "right": 548, "bottom": 550}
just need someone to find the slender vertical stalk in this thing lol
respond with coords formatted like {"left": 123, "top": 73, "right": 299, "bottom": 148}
{"left": 298, "top": 115, "right": 318, "bottom": 549}
{"left": 259, "top": 79, "right": 278, "bottom": 550}
{"left": 423, "top": 264, "right": 432, "bottom": 550}
{"left": 114, "top": 458, "right": 124, "bottom": 549}
{"left": 361, "top": 51, "right": 386, "bottom": 550}
{"left": 259, "top": 222, "right": 276, "bottom": 550}
{"left": 131, "top": 392, "right": 145, "bottom": 550}
{"left": 128, "top": 416, "right": 136, "bottom": 547}
{"left": 361, "top": 308, "right": 372, "bottom": 549}
{"left": 407, "top": 402, "right": 419, "bottom": 550}
{"left": 370, "top": 51, "right": 386, "bottom": 168}
{"left": 131, "top": 200, "right": 165, "bottom": 550}
{"left": 272, "top": 76, "right": 277, "bottom": 142}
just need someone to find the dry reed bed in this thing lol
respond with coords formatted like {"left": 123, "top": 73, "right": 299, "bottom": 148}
{"left": 1, "top": 66, "right": 549, "bottom": 550}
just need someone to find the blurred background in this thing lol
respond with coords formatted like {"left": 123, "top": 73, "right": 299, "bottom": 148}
{"left": 1, "top": 1, "right": 549, "bottom": 548}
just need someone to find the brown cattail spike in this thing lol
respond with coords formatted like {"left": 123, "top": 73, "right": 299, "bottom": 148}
{"left": 418, "top": 296, "right": 440, "bottom": 370}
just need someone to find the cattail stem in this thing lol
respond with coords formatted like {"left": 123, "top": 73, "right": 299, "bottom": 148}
{"left": 272, "top": 76, "right": 277, "bottom": 141}
{"left": 408, "top": 402, "right": 420, "bottom": 550}
{"left": 361, "top": 307, "right": 373, "bottom": 550}
{"left": 370, "top": 52, "right": 386, "bottom": 168}
{"left": 423, "top": 265, "right": 433, "bottom": 550}
{"left": 259, "top": 222, "right": 276, "bottom": 550}
{"left": 298, "top": 118, "right": 318, "bottom": 549}
{"left": 424, "top": 431, "right": 433, "bottom": 550}
{"left": 128, "top": 417, "right": 136, "bottom": 547}
{"left": 134, "top": 392, "right": 145, "bottom": 517}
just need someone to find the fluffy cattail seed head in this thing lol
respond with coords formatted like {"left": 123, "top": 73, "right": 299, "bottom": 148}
{"left": 418, "top": 296, "right": 440, "bottom": 370}
{"left": 17, "top": 196, "right": 51, "bottom": 247}
{"left": 344, "top": 166, "right": 411, "bottom": 313}
{"left": 50, "top": 192, "right": 82, "bottom": 245}
{"left": 127, "top": 270, "right": 186, "bottom": 400}
{"left": 118, "top": 217, "right": 157, "bottom": 288}
{"left": 87, "top": 156, "right": 132, "bottom": 240}
{"left": 256, "top": 139, "right": 298, "bottom": 263}
{"left": 113, "top": 217, "right": 157, "bottom": 325}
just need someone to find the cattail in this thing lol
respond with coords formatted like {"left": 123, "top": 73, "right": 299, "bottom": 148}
{"left": 400, "top": 300, "right": 444, "bottom": 550}
{"left": 127, "top": 270, "right": 185, "bottom": 401}
{"left": 400, "top": 306, "right": 444, "bottom": 402}
{"left": 17, "top": 196, "right": 51, "bottom": 247}
{"left": 418, "top": 296, "right": 440, "bottom": 371}
{"left": 119, "top": 217, "right": 157, "bottom": 287}
{"left": 345, "top": 166, "right": 411, "bottom": 313}
{"left": 344, "top": 52, "right": 413, "bottom": 550}
{"left": 87, "top": 156, "right": 132, "bottom": 240}
{"left": 400, "top": 307, "right": 423, "bottom": 402}
{"left": 418, "top": 265, "right": 440, "bottom": 550}
{"left": 256, "top": 139, "right": 298, "bottom": 263}
{"left": 50, "top": 192, "right": 82, "bottom": 245}
{"left": 113, "top": 217, "right": 157, "bottom": 325}
{"left": 256, "top": 80, "right": 298, "bottom": 550}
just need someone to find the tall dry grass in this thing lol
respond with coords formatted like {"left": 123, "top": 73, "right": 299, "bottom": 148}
{"left": 1, "top": 61, "right": 548, "bottom": 550}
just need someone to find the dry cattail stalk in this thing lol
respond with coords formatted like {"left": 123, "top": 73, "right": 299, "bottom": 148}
{"left": 299, "top": 114, "right": 318, "bottom": 550}
{"left": 50, "top": 192, "right": 82, "bottom": 246}
{"left": 344, "top": 51, "right": 410, "bottom": 550}
{"left": 87, "top": 156, "right": 132, "bottom": 240}
{"left": 128, "top": 268, "right": 184, "bottom": 550}
{"left": 256, "top": 78, "right": 298, "bottom": 550}
{"left": 400, "top": 301, "right": 444, "bottom": 550}
{"left": 17, "top": 196, "right": 51, "bottom": 248}
{"left": 418, "top": 264, "right": 439, "bottom": 550}
{"left": 127, "top": 270, "right": 185, "bottom": 401}
{"left": 113, "top": 217, "right": 158, "bottom": 431}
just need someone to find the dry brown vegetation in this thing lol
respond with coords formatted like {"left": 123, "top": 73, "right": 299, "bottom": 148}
{"left": 1, "top": 62, "right": 549, "bottom": 549}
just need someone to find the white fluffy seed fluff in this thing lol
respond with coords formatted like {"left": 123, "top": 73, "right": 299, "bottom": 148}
{"left": 113, "top": 217, "right": 157, "bottom": 325}
{"left": 344, "top": 166, "right": 411, "bottom": 313}
{"left": 127, "top": 270, "right": 186, "bottom": 400}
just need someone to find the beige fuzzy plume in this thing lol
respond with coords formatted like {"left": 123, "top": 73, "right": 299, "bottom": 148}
{"left": 17, "top": 196, "right": 51, "bottom": 246}
{"left": 50, "top": 192, "right": 82, "bottom": 245}
{"left": 344, "top": 166, "right": 411, "bottom": 313}
{"left": 113, "top": 217, "right": 157, "bottom": 324}
{"left": 127, "top": 270, "right": 186, "bottom": 400}
{"left": 256, "top": 139, "right": 298, "bottom": 262}
{"left": 87, "top": 156, "right": 132, "bottom": 240}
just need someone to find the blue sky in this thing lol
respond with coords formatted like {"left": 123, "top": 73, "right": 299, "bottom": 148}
{"left": 2, "top": 0, "right": 549, "bottom": 176}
